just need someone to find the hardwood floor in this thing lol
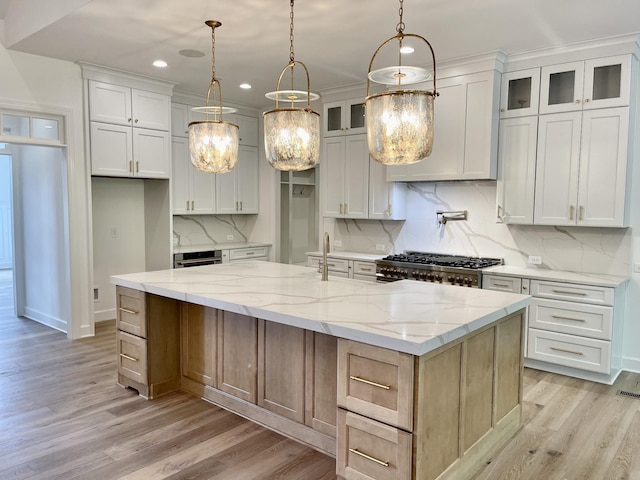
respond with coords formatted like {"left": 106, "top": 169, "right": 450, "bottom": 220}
{"left": 0, "top": 305, "right": 639, "bottom": 479}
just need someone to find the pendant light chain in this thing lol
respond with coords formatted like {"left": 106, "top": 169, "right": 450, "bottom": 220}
{"left": 210, "top": 24, "right": 217, "bottom": 82}
{"left": 289, "top": 0, "right": 295, "bottom": 63}
{"left": 396, "top": 0, "right": 405, "bottom": 35}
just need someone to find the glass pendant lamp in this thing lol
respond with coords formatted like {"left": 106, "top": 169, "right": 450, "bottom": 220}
{"left": 365, "top": 0, "right": 438, "bottom": 166}
{"left": 263, "top": 0, "right": 320, "bottom": 172}
{"left": 188, "top": 20, "right": 239, "bottom": 174}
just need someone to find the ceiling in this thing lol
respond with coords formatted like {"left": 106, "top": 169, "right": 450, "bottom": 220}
{"left": 2, "top": 0, "right": 639, "bottom": 110}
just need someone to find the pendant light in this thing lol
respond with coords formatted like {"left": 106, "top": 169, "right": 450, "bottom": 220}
{"left": 263, "top": 0, "right": 320, "bottom": 172}
{"left": 365, "top": 0, "right": 438, "bottom": 166}
{"left": 188, "top": 20, "right": 239, "bottom": 174}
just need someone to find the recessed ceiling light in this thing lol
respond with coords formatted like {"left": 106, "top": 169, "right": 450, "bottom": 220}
{"left": 179, "top": 49, "right": 205, "bottom": 58}
{"left": 239, "top": 83, "right": 252, "bottom": 90}
{"left": 400, "top": 46, "right": 415, "bottom": 54}
{"left": 153, "top": 60, "right": 168, "bottom": 68}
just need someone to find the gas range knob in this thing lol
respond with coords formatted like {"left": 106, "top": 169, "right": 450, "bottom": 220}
{"left": 447, "top": 275, "right": 455, "bottom": 283}
{"left": 455, "top": 276, "right": 463, "bottom": 284}
{"left": 427, "top": 273, "right": 434, "bottom": 281}
{"left": 436, "top": 274, "right": 443, "bottom": 282}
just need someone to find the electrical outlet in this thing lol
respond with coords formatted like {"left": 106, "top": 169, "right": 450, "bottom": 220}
{"left": 634, "top": 263, "right": 640, "bottom": 273}
{"left": 375, "top": 244, "right": 385, "bottom": 251}
{"left": 93, "top": 287, "right": 100, "bottom": 303}
{"left": 110, "top": 227, "right": 118, "bottom": 238}
{"left": 528, "top": 255, "right": 542, "bottom": 265}
{"left": 334, "top": 240, "right": 342, "bottom": 247}
{"left": 227, "top": 235, "right": 234, "bottom": 240}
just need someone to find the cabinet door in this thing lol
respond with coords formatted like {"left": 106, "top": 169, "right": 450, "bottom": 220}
{"left": 496, "top": 116, "right": 537, "bottom": 224}
{"left": 133, "top": 128, "right": 170, "bottom": 178}
{"left": 368, "top": 158, "right": 406, "bottom": 220}
{"left": 499, "top": 68, "right": 540, "bottom": 118}
{"left": 182, "top": 304, "right": 216, "bottom": 387}
{"left": 215, "top": 167, "right": 239, "bottom": 214}
{"left": 305, "top": 332, "right": 338, "bottom": 437}
{"left": 539, "top": 61, "right": 585, "bottom": 114}
{"left": 89, "top": 81, "right": 132, "bottom": 126}
{"left": 583, "top": 55, "right": 631, "bottom": 110}
{"left": 322, "top": 137, "right": 346, "bottom": 217}
{"left": 235, "top": 114, "right": 259, "bottom": 146}
{"left": 237, "top": 145, "right": 259, "bottom": 213}
{"left": 323, "top": 99, "right": 366, "bottom": 137}
{"left": 577, "top": 107, "right": 629, "bottom": 227}
{"left": 171, "top": 103, "right": 189, "bottom": 137}
{"left": 131, "top": 89, "right": 170, "bottom": 131}
{"left": 258, "top": 321, "right": 305, "bottom": 422}
{"left": 533, "top": 112, "right": 581, "bottom": 225}
{"left": 90, "top": 122, "right": 132, "bottom": 177}
{"left": 171, "top": 137, "right": 190, "bottom": 214}
{"left": 190, "top": 167, "right": 217, "bottom": 214}
{"left": 217, "top": 311, "right": 258, "bottom": 403}
{"left": 343, "top": 135, "right": 369, "bottom": 219}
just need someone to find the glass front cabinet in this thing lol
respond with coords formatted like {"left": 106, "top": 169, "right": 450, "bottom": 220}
{"left": 499, "top": 68, "right": 541, "bottom": 118}
{"left": 322, "top": 99, "right": 366, "bottom": 137}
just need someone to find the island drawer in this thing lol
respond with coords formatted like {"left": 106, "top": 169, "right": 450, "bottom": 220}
{"left": 352, "top": 261, "right": 376, "bottom": 277}
{"left": 337, "top": 339, "right": 414, "bottom": 431}
{"left": 527, "top": 328, "right": 611, "bottom": 374}
{"left": 337, "top": 409, "right": 412, "bottom": 480}
{"left": 229, "top": 246, "right": 269, "bottom": 262}
{"left": 529, "top": 280, "right": 614, "bottom": 306}
{"left": 482, "top": 275, "right": 522, "bottom": 293}
{"left": 116, "top": 286, "right": 146, "bottom": 337}
{"left": 117, "top": 330, "right": 148, "bottom": 385}
{"left": 529, "top": 298, "right": 613, "bottom": 340}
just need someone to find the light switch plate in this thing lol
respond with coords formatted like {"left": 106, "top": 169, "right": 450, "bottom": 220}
{"left": 227, "top": 235, "right": 234, "bottom": 240}
{"left": 375, "top": 244, "right": 385, "bottom": 251}
{"left": 334, "top": 240, "right": 342, "bottom": 247}
{"left": 528, "top": 255, "right": 542, "bottom": 265}
{"left": 634, "top": 263, "right": 640, "bottom": 273}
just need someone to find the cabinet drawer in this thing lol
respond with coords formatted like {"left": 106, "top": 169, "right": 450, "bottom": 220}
{"left": 530, "top": 280, "right": 613, "bottom": 306}
{"left": 353, "top": 261, "right": 376, "bottom": 277}
{"left": 117, "top": 330, "right": 148, "bottom": 385}
{"left": 116, "top": 286, "right": 146, "bottom": 337}
{"left": 527, "top": 328, "right": 611, "bottom": 374}
{"left": 482, "top": 275, "right": 522, "bottom": 293}
{"left": 229, "top": 247, "right": 268, "bottom": 261}
{"left": 530, "top": 298, "right": 613, "bottom": 340}
{"left": 338, "top": 340, "right": 414, "bottom": 431}
{"left": 337, "top": 409, "right": 412, "bottom": 480}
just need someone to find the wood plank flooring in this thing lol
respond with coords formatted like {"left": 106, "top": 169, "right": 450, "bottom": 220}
{"left": 0, "top": 306, "right": 639, "bottom": 479}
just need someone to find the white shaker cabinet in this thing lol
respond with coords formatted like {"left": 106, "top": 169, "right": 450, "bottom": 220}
{"left": 321, "top": 134, "right": 368, "bottom": 219}
{"left": 368, "top": 157, "right": 407, "bottom": 220}
{"left": 499, "top": 68, "right": 541, "bottom": 118}
{"left": 496, "top": 116, "right": 538, "bottom": 224}
{"left": 215, "top": 145, "right": 260, "bottom": 214}
{"left": 322, "top": 99, "right": 366, "bottom": 137}
{"left": 171, "top": 137, "right": 216, "bottom": 215}
{"left": 534, "top": 107, "right": 629, "bottom": 227}
{"left": 170, "top": 103, "right": 207, "bottom": 138}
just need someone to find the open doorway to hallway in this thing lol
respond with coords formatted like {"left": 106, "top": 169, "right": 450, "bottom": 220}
{"left": 0, "top": 151, "right": 14, "bottom": 314}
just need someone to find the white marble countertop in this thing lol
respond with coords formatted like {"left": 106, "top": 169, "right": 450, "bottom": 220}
{"left": 111, "top": 262, "right": 530, "bottom": 356}
{"left": 174, "top": 242, "right": 272, "bottom": 255}
{"left": 483, "top": 265, "right": 628, "bottom": 288}
{"left": 305, "top": 251, "right": 386, "bottom": 262}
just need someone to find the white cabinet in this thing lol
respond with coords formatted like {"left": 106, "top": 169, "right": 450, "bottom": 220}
{"left": 229, "top": 114, "right": 259, "bottom": 147}
{"left": 170, "top": 103, "right": 206, "bottom": 137}
{"left": 171, "top": 137, "right": 216, "bottom": 215}
{"left": 368, "top": 157, "right": 407, "bottom": 220}
{"left": 499, "top": 68, "right": 541, "bottom": 118}
{"left": 539, "top": 55, "right": 631, "bottom": 114}
{"left": 386, "top": 70, "right": 500, "bottom": 181}
{"left": 322, "top": 99, "right": 366, "bottom": 137}
{"left": 534, "top": 107, "right": 629, "bottom": 227}
{"left": 307, "top": 254, "right": 377, "bottom": 282}
{"left": 322, "top": 135, "right": 368, "bottom": 219}
{"left": 89, "top": 81, "right": 170, "bottom": 131}
{"left": 216, "top": 145, "right": 259, "bottom": 214}
{"left": 496, "top": 116, "right": 537, "bottom": 224}
{"left": 221, "top": 245, "right": 271, "bottom": 263}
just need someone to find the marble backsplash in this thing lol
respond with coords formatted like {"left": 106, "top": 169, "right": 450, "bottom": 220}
{"left": 325, "top": 181, "right": 631, "bottom": 277}
{"left": 173, "top": 215, "right": 257, "bottom": 247}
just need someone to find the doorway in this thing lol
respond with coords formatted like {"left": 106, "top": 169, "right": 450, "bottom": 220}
{"left": 0, "top": 150, "right": 14, "bottom": 314}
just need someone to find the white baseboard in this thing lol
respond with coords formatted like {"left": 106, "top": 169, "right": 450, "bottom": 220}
{"left": 622, "top": 357, "right": 640, "bottom": 374}
{"left": 94, "top": 308, "right": 116, "bottom": 322}
{"left": 23, "top": 306, "right": 67, "bottom": 333}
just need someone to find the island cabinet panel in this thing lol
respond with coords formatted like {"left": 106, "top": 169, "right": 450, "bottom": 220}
{"left": 217, "top": 311, "right": 258, "bottom": 403}
{"left": 305, "top": 332, "right": 338, "bottom": 437}
{"left": 181, "top": 304, "right": 217, "bottom": 387}
{"left": 116, "top": 286, "right": 146, "bottom": 337}
{"left": 494, "top": 313, "right": 524, "bottom": 421}
{"left": 258, "top": 321, "right": 306, "bottom": 423}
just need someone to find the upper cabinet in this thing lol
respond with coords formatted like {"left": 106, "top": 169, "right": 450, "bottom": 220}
{"left": 386, "top": 69, "right": 501, "bottom": 182}
{"left": 539, "top": 55, "right": 631, "bottom": 114}
{"left": 499, "top": 68, "right": 541, "bottom": 118}
{"left": 215, "top": 145, "right": 260, "bottom": 214}
{"left": 323, "top": 99, "right": 366, "bottom": 137}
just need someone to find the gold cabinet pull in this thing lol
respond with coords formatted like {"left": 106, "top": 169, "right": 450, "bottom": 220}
{"left": 136, "top": 161, "right": 139, "bottom": 173}
{"left": 344, "top": 203, "right": 348, "bottom": 214}
{"left": 119, "top": 353, "right": 138, "bottom": 362}
{"left": 129, "top": 160, "right": 133, "bottom": 173}
{"left": 552, "top": 289, "right": 587, "bottom": 296}
{"left": 186, "top": 200, "right": 190, "bottom": 211}
{"left": 349, "top": 448, "right": 389, "bottom": 467}
{"left": 359, "top": 267, "right": 372, "bottom": 272}
{"left": 579, "top": 205, "right": 584, "bottom": 221}
{"left": 240, "top": 201, "right": 243, "bottom": 211}
{"left": 191, "top": 200, "right": 194, "bottom": 210}
{"left": 236, "top": 201, "right": 239, "bottom": 211}
{"left": 339, "top": 203, "right": 344, "bottom": 214}
{"left": 350, "top": 375, "right": 391, "bottom": 390}
{"left": 497, "top": 204, "right": 503, "bottom": 221}
{"left": 550, "top": 346, "right": 584, "bottom": 356}
{"left": 118, "top": 307, "right": 138, "bottom": 315}
{"left": 584, "top": 98, "right": 590, "bottom": 103}
{"left": 569, "top": 205, "right": 575, "bottom": 220}
{"left": 493, "top": 282, "right": 511, "bottom": 288}
{"left": 551, "top": 314, "right": 586, "bottom": 323}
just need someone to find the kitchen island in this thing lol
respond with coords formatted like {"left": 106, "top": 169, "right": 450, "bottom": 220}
{"left": 112, "top": 261, "right": 530, "bottom": 480}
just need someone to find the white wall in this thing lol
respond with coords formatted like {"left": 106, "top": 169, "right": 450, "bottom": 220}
{"left": 13, "top": 144, "right": 71, "bottom": 331}
{"left": 0, "top": 44, "right": 92, "bottom": 338}
{"left": 0, "top": 153, "right": 12, "bottom": 269}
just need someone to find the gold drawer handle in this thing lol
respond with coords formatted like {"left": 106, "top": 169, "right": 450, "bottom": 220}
{"left": 349, "top": 448, "right": 389, "bottom": 467}
{"left": 359, "top": 267, "right": 372, "bottom": 272}
{"left": 120, "top": 353, "right": 138, "bottom": 362}
{"left": 552, "top": 289, "right": 587, "bottom": 296}
{"left": 550, "top": 346, "right": 584, "bottom": 356}
{"left": 350, "top": 375, "right": 391, "bottom": 390}
{"left": 119, "top": 307, "right": 139, "bottom": 315}
{"left": 551, "top": 315, "right": 586, "bottom": 323}
{"left": 493, "top": 282, "right": 511, "bottom": 288}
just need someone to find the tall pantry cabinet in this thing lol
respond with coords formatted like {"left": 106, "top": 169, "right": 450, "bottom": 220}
{"left": 496, "top": 49, "right": 638, "bottom": 228}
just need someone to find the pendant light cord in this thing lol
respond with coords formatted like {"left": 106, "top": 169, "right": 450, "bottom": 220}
{"left": 396, "top": 0, "right": 405, "bottom": 35}
{"left": 289, "top": 0, "right": 295, "bottom": 63}
{"left": 211, "top": 24, "right": 217, "bottom": 83}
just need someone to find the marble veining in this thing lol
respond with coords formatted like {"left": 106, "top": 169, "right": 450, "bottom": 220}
{"left": 173, "top": 214, "right": 254, "bottom": 248}
{"left": 111, "top": 262, "right": 529, "bottom": 356}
